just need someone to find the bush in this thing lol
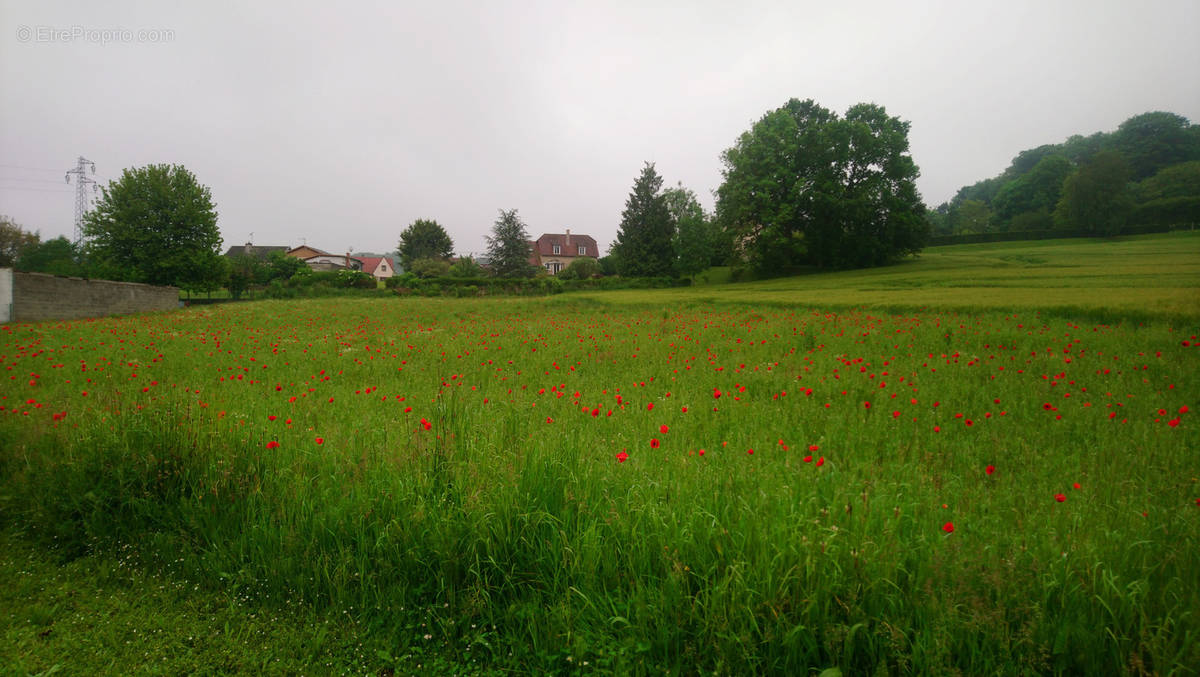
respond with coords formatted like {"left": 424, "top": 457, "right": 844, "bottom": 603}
{"left": 335, "top": 269, "right": 376, "bottom": 288}
{"left": 557, "top": 257, "right": 601, "bottom": 280}
{"left": 409, "top": 258, "right": 451, "bottom": 279}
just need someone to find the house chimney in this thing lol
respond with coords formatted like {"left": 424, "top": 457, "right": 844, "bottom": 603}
{"left": 345, "top": 252, "right": 351, "bottom": 269}
{"left": 565, "top": 229, "right": 571, "bottom": 249}
{"left": 245, "top": 242, "right": 253, "bottom": 256}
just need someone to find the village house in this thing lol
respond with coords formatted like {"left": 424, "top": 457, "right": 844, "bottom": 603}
{"left": 532, "top": 230, "right": 600, "bottom": 275}
{"left": 303, "top": 253, "right": 363, "bottom": 271}
{"left": 285, "top": 244, "right": 330, "bottom": 260}
{"left": 358, "top": 256, "right": 398, "bottom": 280}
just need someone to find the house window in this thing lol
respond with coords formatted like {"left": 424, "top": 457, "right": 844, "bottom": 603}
{"left": 553, "top": 244, "right": 561, "bottom": 255}
{"left": 548, "top": 262, "right": 562, "bottom": 274}
{"left": 578, "top": 245, "right": 586, "bottom": 255}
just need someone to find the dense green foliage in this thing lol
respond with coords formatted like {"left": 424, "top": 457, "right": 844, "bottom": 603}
{"left": 663, "top": 184, "right": 720, "bottom": 278}
{"left": 397, "top": 219, "right": 454, "bottom": 270}
{"left": 613, "top": 162, "right": 675, "bottom": 277}
{"left": 555, "top": 255, "right": 601, "bottom": 280}
{"left": 408, "top": 257, "right": 452, "bottom": 279}
{"left": 717, "top": 99, "right": 928, "bottom": 274}
{"left": 448, "top": 255, "right": 486, "bottom": 278}
{"left": 933, "top": 111, "right": 1200, "bottom": 236}
{"left": 81, "top": 164, "right": 225, "bottom": 291}
{"left": 485, "top": 209, "right": 535, "bottom": 278}
{"left": 1052, "top": 151, "right": 1134, "bottom": 235}
{"left": 14, "top": 236, "right": 79, "bottom": 276}
{"left": 0, "top": 215, "right": 39, "bottom": 268}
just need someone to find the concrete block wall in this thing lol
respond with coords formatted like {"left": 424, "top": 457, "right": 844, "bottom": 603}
{"left": 0, "top": 268, "right": 180, "bottom": 323}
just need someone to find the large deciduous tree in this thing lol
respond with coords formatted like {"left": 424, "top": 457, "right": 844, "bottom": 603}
{"left": 486, "top": 209, "right": 534, "bottom": 278}
{"left": 16, "top": 236, "right": 79, "bottom": 276}
{"left": 716, "top": 99, "right": 927, "bottom": 273}
{"left": 1053, "top": 150, "right": 1133, "bottom": 236}
{"left": 1110, "top": 111, "right": 1200, "bottom": 181}
{"left": 613, "top": 162, "right": 675, "bottom": 277}
{"left": 1, "top": 215, "right": 40, "bottom": 267}
{"left": 991, "top": 154, "right": 1074, "bottom": 225}
{"left": 83, "top": 164, "right": 224, "bottom": 290}
{"left": 663, "top": 183, "right": 715, "bottom": 278}
{"left": 397, "top": 219, "right": 454, "bottom": 271}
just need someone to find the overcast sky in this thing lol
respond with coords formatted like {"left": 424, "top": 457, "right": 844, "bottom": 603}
{"left": 3, "top": 1, "right": 1198, "bottom": 257}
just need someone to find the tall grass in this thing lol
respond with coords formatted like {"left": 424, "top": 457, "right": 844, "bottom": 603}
{"left": 1, "top": 236, "right": 1198, "bottom": 674}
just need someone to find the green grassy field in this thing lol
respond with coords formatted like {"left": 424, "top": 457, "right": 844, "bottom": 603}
{"left": 2, "top": 233, "right": 1198, "bottom": 675}
{"left": 640, "top": 231, "right": 1200, "bottom": 321}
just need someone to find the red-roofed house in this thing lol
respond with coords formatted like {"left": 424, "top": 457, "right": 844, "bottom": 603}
{"left": 359, "top": 256, "right": 398, "bottom": 280}
{"left": 533, "top": 230, "right": 600, "bottom": 275}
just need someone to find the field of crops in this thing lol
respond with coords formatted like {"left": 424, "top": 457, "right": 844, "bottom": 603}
{"left": 2, "top": 234, "right": 1198, "bottom": 674}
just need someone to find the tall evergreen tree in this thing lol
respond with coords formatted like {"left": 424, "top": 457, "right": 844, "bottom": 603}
{"left": 486, "top": 209, "right": 534, "bottom": 278}
{"left": 613, "top": 162, "right": 675, "bottom": 277}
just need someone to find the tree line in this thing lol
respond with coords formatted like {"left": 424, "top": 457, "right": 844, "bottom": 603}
{"left": 931, "top": 111, "right": 1200, "bottom": 237}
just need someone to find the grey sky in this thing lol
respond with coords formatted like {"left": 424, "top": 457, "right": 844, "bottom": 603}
{"left": 3, "top": 1, "right": 1198, "bottom": 257}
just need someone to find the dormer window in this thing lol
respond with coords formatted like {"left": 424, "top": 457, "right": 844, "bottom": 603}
{"left": 553, "top": 244, "right": 561, "bottom": 255}
{"left": 578, "top": 245, "right": 586, "bottom": 255}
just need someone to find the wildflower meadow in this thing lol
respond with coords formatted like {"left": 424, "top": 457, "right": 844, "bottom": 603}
{"left": 1, "top": 236, "right": 1198, "bottom": 674}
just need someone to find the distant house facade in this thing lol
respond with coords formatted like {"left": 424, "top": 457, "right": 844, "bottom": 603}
{"left": 359, "top": 256, "right": 397, "bottom": 280}
{"left": 532, "top": 230, "right": 599, "bottom": 275}
{"left": 304, "top": 254, "right": 363, "bottom": 271}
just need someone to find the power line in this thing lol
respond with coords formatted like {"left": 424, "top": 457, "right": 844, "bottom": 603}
{"left": 0, "top": 185, "right": 74, "bottom": 194}
{"left": 0, "top": 176, "right": 71, "bottom": 184}
{"left": 0, "top": 163, "right": 61, "bottom": 173}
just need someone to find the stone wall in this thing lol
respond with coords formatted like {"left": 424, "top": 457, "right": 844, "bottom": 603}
{"left": 0, "top": 268, "right": 180, "bottom": 323}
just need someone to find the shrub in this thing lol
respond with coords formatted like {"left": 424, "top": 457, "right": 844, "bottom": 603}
{"left": 409, "top": 258, "right": 451, "bottom": 279}
{"left": 557, "top": 256, "right": 601, "bottom": 280}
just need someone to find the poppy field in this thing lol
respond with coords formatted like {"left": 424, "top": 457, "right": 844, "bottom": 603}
{"left": 2, "top": 256, "right": 1199, "bottom": 673}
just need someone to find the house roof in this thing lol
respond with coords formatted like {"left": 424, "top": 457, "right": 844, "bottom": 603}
{"left": 286, "top": 245, "right": 331, "bottom": 257}
{"left": 358, "top": 256, "right": 396, "bottom": 274}
{"left": 534, "top": 232, "right": 599, "bottom": 258}
{"left": 223, "top": 244, "right": 289, "bottom": 261}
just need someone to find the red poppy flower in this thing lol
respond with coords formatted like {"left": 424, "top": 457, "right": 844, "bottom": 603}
{"left": 616, "top": 451, "right": 628, "bottom": 463}
{"left": 713, "top": 389, "right": 721, "bottom": 399}
{"left": 266, "top": 440, "right": 280, "bottom": 449}
{"left": 546, "top": 417, "right": 554, "bottom": 424}
{"left": 942, "top": 522, "right": 954, "bottom": 533}
{"left": 746, "top": 448, "right": 754, "bottom": 455}
{"left": 268, "top": 415, "right": 277, "bottom": 421}
{"left": 420, "top": 418, "right": 432, "bottom": 431}
{"left": 985, "top": 464, "right": 995, "bottom": 475}
{"left": 315, "top": 437, "right": 324, "bottom": 445}
{"left": 1168, "top": 418, "right": 1180, "bottom": 427}
{"left": 1072, "top": 482, "right": 1081, "bottom": 490}
{"left": 660, "top": 424, "right": 669, "bottom": 434}
{"left": 647, "top": 403, "right": 654, "bottom": 411}
{"left": 698, "top": 448, "right": 705, "bottom": 456}
{"left": 1055, "top": 493, "right": 1066, "bottom": 503}
{"left": 816, "top": 456, "right": 825, "bottom": 467}
{"left": 803, "top": 455, "right": 812, "bottom": 463}
{"left": 650, "top": 438, "right": 660, "bottom": 449}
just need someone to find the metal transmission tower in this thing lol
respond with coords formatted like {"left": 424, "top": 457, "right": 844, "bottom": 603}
{"left": 64, "top": 156, "right": 97, "bottom": 246}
